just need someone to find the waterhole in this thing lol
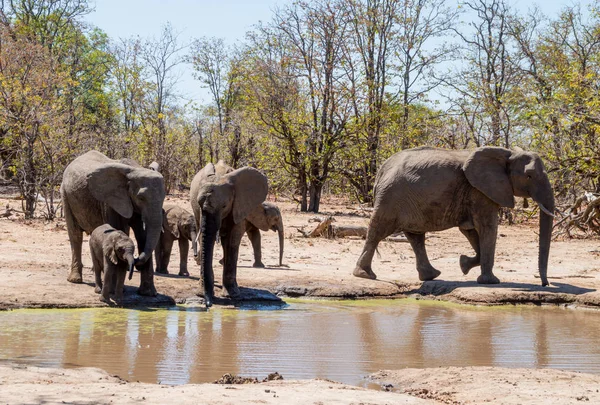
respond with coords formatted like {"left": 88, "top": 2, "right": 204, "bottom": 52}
{"left": 1, "top": 300, "right": 599, "bottom": 387}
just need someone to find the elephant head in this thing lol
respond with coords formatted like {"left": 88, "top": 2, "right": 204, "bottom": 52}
{"left": 163, "top": 206, "right": 198, "bottom": 257}
{"left": 88, "top": 163, "right": 166, "bottom": 268}
{"left": 103, "top": 228, "right": 136, "bottom": 301}
{"left": 463, "top": 147, "right": 555, "bottom": 286}
{"left": 246, "top": 202, "right": 284, "bottom": 266}
{"left": 196, "top": 167, "right": 268, "bottom": 307}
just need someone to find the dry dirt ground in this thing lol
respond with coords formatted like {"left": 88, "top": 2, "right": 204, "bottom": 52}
{"left": 1, "top": 192, "right": 600, "bottom": 310}
{"left": 3, "top": 191, "right": 600, "bottom": 404}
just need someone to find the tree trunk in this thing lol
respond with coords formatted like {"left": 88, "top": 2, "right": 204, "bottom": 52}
{"left": 308, "top": 180, "right": 323, "bottom": 213}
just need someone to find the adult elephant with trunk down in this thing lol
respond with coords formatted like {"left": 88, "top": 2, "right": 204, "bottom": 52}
{"left": 190, "top": 163, "right": 268, "bottom": 307}
{"left": 61, "top": 151, "right": 165, "bottom": 296}
{"left": 354, "top": 146, "right": 555, "bottom": 286}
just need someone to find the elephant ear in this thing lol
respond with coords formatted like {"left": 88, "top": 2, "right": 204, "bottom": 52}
{"left": 203, "top": 162, "right": 216, "bottom": 179}
{"left": 246, "top": 203, "right": 270, "bottom": 231}
{"left": 228, "top": 167, "right": 268, "bottom": 225}
{"left": 103, "top": 236, "right": 119, "bottom": 265}
{"left": 88, "top": 164, "right": 134, "bottom": 218}
{"left": 463, "top": 147, "right": 515, "bottom": 208}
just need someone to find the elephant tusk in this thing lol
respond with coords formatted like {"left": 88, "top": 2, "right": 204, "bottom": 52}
{"left": 538, "top": 203, "right": 555, "bottom": 218}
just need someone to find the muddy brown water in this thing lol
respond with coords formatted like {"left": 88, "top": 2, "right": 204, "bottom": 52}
{"left": 1, "top": 300, "right": 600, "bottom": 387}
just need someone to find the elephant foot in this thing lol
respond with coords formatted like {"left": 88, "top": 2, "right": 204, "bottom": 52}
{"left": 179, "top": 268, "right": 189, "bottom": 277}
{"left": 99, "top": 294, "right": 110, "bottom": 303}
{"left": 94, "top": 285, "right": 102, "bottom": 294}
{"left": 459, "top": 255, "right": 480, "bottom": 275}
{"left": 156, "top": 268, "right": 169, "bottom": 275}
{"left": 353, "top": 265, "right": 377, "bottom": 280}
{"left": 253, "top": 261, "right": 265, "bottom": 268}
{"left": 137, "top": 283, "right": 157, "bottom": 297}
{"left": 477, "top": 273, "right": 500, "bottom": 284}
{"left": 67, "top": 269, "right": 83, "bottom": 284}
{"left": 223, "top": 283, "right": 241, "bottom": 300}
{"left": 417, "top": 265, "right": 441, "bottom": 281}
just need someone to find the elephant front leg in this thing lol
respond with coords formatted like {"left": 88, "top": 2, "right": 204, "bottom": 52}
{"left": 221, "top": 223, "right": 245, "bottom": 299}
{"left": 100, "top": 260, "right": 114, "bottom": 303}
{"left": 156, "top": 235, "right": 173, "bottom": 275}
{"left": 246, "top": 226, "right": 265, "bottom": 268}
{"left": 113, "top": 270, "right": 126, "bottom": 304}
{"left": 459, "top": 228, "right": 481, "bottom": 275}
{"left": 405, "top": 232, "right": 441, "bottom": 281}
{"left": 178, "top": 238, "right": 190, "bottom": 276}
{"left": 475, "top": 216, "right": 500, "bottom": 284}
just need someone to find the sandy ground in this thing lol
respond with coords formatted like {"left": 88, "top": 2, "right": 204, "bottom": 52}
{"left": 371, "top": 367, "right": 600, "bottom": 405}
{"left": 2, "top": 363, "right": 600, "bottom": 405}
{"left": 0, "top": 363, "right": 431, "bottom": 405}
{"left": 3, "top": 191, "right": 600, "bottom": 404}
{"left": 1, "top": 192, "right": 600, "bottom": 309}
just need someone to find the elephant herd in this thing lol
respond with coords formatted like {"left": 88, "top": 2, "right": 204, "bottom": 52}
{"left": 60, "top": 146, "right": 555, "bottom": 308}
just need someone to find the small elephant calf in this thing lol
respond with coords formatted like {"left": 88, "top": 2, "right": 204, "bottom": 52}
{"left": 155, "top": 204, "right": 198, "bottom": 276}
{"left": 89, "top": 224, "right": 136, "bottom": 304}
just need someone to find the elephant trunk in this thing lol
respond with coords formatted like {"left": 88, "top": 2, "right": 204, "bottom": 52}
{"left": 191, "top": 230, "right": 198, "bottom": 258}
{"left": 277, "top": 220, "right": 284, "bottom": 266}
{"left": 126, "top": 253, "right": 136, "bottom": 280}
{"left": 200, "top": 213, "right": 220, "bottom": 308}
{"left": 136, "top": 214, "right": 162, "bottom": 266}
{"left": 533, "top": 182, "right": 555, "bottom": 287}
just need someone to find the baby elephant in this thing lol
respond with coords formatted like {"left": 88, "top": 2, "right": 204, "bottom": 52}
{"left": 89, "top": 224, "right": 136, "bottom": 304}
{"left": 155, "top": 204, "right": 198, "bottom": 276}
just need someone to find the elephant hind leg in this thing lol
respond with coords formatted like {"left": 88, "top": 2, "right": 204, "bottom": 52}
{"left": 405, "top": 231, "right": 441, "bottom": 281}
{"left": 64, "top": 198, "right": 84, "bottom": 283}
{"left": 353, "top": 218, "right": 394, "bottom": 280}
{"left": 459, "top": 228, "right": 481, "bottom": 275}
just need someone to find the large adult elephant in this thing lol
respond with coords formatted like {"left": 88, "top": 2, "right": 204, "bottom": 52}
{"left": 190, "top": 162, "right": 268, "bottom": 307}
{"left": 61, "top": 151, "right": 165, "bottom": 296}
{"left": 214, "top": 161, "right": 284, "bottom": 267}
{"left": 353, "top": 146, "right": 555, "bottom": 286}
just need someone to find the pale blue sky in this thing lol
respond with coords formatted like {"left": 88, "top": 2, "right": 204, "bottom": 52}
{"left": 85, "top": 0, "right": 285, "bottom": 103}
{"left": 85, "top": 0, "right": 592, "bottom": 106}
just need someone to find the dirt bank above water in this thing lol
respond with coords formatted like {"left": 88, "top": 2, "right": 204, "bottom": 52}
{"left": 2, "top": 196, "right": 600, "bottom": 310}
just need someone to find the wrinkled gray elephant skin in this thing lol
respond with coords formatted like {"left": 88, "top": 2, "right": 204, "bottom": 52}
{"left": 89, "top": 224, "right": 136, "bottom": 304}
{"left": 190, "top": 161, "right": 268, "bottom": 307}
{"left": 354, "top": 146, "right": 555, "bottom": 286}
{"left": 61, "top": 150, "right": 165, "bottom": 296}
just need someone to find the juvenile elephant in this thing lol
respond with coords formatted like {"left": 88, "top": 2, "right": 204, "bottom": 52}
{"left": 61, "top": 151, "right": 165, "bottom": 296}
{"left": 155, "top": 204, "right": 198, "bottom": 276}
{"left": 354, "top": 146, "right": 555, "bottom": 286}
{"left": 190, "top": 162, "right": 268, "bottom": 307}
{"left": 89, "top": 224, "right": 136, "bottom": 304}
{"left": 245, "top": 202, "right": 284, "bottom": 267}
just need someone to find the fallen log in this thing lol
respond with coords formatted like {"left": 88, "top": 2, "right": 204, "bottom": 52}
{"left": 329, "top": 224, "right": 367, "bottom": 239}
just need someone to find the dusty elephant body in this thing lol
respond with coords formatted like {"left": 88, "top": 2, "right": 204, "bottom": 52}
{"left": 190, "top": 162, "right": 268, "bottom": 307}
{"left": 89, "top": 224, "right": 136, "bottom": 304}
{"left": 155, "top": 204, "right": 197, "bottom": 276}
{"left": 61, "top": 151, "right": 165, "bottom": 296}
{"left": 214, "top": 161, "right": 284, "bottom": 267}
{"left": 354, "top": 146, "right": 555, "bottom": 286}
